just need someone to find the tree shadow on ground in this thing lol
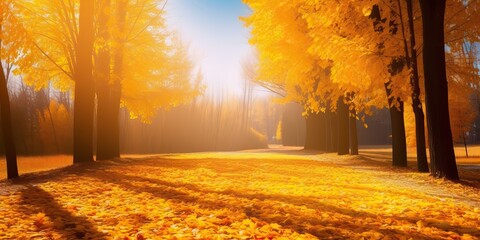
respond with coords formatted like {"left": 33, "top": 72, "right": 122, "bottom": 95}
{"left": 117, "top": 158, "right": 463, "bottom": 202}
{"left": 4, "top": 153, "right": 480, "bottom": 238}
{"left": 18, "top": 185, "right": 107, "bottom": 240}
{"left": 87, "top": 169, "right": 464, "bottom": 239}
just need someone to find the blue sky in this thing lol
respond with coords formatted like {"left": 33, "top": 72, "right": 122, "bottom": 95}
{"left": 165, "top": 0, "right": 253, "bottom": 96}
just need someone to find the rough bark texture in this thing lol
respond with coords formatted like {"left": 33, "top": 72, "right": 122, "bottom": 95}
{"left": 73, "top": 0, "right": 95, "bottom": 164}
{"left": 337, "top": 97, "right": 350, "bottom": 155}
{"left": 406, "top": 0, "right": 429, "bottom": 173}
{"left": 419, "top": 0, "right": 459, "bottom": 180}
{"left": 0, "top": 55, "right": 19, "bottom": 179}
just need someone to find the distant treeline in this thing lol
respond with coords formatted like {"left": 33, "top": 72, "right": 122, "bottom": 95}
{"left": 281, "top": 102, "right": 480, "bottom": 148}
{"left": 0, "top": 83, "right": 282, "bottom": 156}
{"left": 2, "top": 83, "right": 480, "bottom": 156}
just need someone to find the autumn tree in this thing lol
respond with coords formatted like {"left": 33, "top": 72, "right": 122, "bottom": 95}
{"left": 0, "top": 29, "right": 18, "bottom": 179}
{"left": 419, "top": 0, "right": 458, "bottom": 180}
{"left": 0, "top": 0, "right": 35, "bottom": 178}
{"left": 444, "top": 1, "right": 480, "bottom": 159}
{"left": 72, "top": 0, "right": 95, "bottom": 163}
{"left": 406, "top": 0, "right": 428, "bottom": 172}
{"left": 395, "top": 0, "right": 429, "bottom": 172}
{"left": 17, "top": 0, "right": 94, "bottom": 162}
{"left": 401, "top": 0, "right": 479, "bottom": 166}
{"left": 243, "top": 0, "right": 414, "bottom": 160}
{"left": 446, "top": 42, "right": 479, "bottom": 157}
{"left": 96, "top": 0, "right": 200, "bottom": 159}
{"left": 242, "top": 1, "right": 351, "bottom": 154}
{"left": 95, "top": 0, "right": 113, "bottom": 160}
{"left": 303, "top": 1, "right": 409, "bottom": 160}
{"left": 20, "top": 0, "right": 199, "bottom": 159}
{"left": 99, "top": 0, "right": 201, "bottom": 159}
{"left": 108, "top": 0, "right": 127, "bottom": 159}
{"left": 366, "top": 4, "right": 408, "bottom": 167}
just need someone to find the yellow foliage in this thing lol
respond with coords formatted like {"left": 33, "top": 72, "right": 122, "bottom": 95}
{"left": 242, "top": 0, "right": 408, "bottom": 116}
{"left": 0, "top": 0, "right": 36, "bottom": 77}
{"left": 17, "top": 0, "right": 78, "bottom": 91}
{"left": 243, "top": 0, "right": 480, "bottom": 124}
{"left": 18, "top": 0, "right": 201, "bottom": 122}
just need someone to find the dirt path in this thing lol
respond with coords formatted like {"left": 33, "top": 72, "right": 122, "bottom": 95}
{"left": 1, "top": 150, "right": 479, "bottom": 239}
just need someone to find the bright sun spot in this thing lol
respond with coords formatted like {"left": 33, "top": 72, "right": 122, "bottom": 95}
{"left": 165, "top": 0, "right": 253, "bottom": 97}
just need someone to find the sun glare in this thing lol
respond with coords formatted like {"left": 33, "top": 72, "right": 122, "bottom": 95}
{"left": 165, "top": 0, "right": 254, "bottom": 96}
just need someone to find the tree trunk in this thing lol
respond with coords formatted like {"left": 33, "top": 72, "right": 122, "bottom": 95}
{"left": 412, "top": 104, "right": 429, "bottom": 170}
{"left": 386, "top": 81, "right": 408, "bottom": 167}
{"left": 326, "top": 109, "right": 338, "bottom": 153}
{"left": 73, "top": 0, "right": 95, "bottom": 164}
{"left": 463, "top": 133, "right": 468, "bottom": 158}
{"left": 370, "top": 5, "right": 408, "bottom": 167}
{"left": 0, "top": 57, "right": 19, "bottom": 179}
{"left": 318, "top": 112, "right": 327, "bottom": 151}
{"left": 324, "top": 110, "right": 332, "bottom": 152}
{"left": 406, "top": 0, "right": 429, "bottom": 173}
{"left": 304, "top": 113, "right": 321, "bottom": 150}
{"left": 96, "top": 0, "right": 112, "bottom": 160}
{"left": 110, "top": 0, "right": 127, "bottom": 158}
{"left": 419, "top": 0, "right": 459, "bottom": 180}
{"left": 337, "top": 97, "right": 349, "bottom": 155}
{"left": 349, "top": 107, "right": 359, "bottom": 155}
{"left": 110, "top": 81, "right": 121, "bottom": 158}
{"left": 388, "top": 101, "right": 408, "bottom": 167}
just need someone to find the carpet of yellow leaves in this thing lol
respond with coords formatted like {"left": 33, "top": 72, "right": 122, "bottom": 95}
{"left": 1, "top": 151, "right": 480, "bottom": 239}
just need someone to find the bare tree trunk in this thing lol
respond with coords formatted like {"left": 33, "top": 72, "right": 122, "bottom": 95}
{"left": 349, "top": 107, "right": 359, "bottom": 155}
{"left": 405, "top": 0, "right": 429, "bottom": 172}
{"left": 337, "top": 97, "right": 349, "bottom": 155}
{"left": 73, "top": 0, "right": 95, "bottom": 163}
{"left": 346, "top": 93, "right": 359, "bottom": 155}
{"left": 419, "top": 0, "right": 459, "bottom": 180}
{"left": 387, "top": 98, "right": 408, "bottom": 167}
{"left": 304, "top": 112, "right": 326, "bottom": 151}
{"left": 325, "top": 108, "right": 338, "bottom": 153}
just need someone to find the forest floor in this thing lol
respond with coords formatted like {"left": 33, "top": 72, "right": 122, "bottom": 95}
{"left": 0, "top": 147, "right": 479, "bottom": 239}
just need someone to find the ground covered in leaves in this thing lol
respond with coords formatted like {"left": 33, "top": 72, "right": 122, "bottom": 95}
{"left": 1, "top": 150, "right": 480, "bottom": 239}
